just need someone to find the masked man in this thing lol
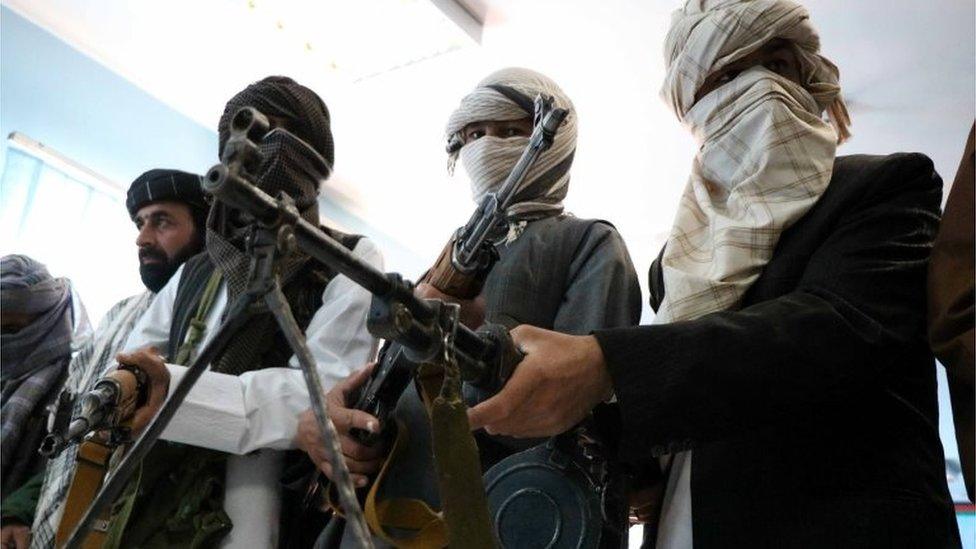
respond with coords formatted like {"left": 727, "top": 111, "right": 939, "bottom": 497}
{"left": 0, "top": 169, "right": 210, "bottom": 549}
{"left": 0, "top": 255, "right": 89, "bottom": 549}
{"left": 465, "top": 2, "right": 960, "bottom": 547}
{"left": 299, "top": 67, "right": 642, "bottom": 548}
{"left": 112, "top": 76, "right": 381, "bottom": 548}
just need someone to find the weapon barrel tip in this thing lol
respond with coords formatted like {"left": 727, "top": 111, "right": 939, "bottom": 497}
{"left": 231, "top": 107, "right": 271, "bottom": 142}
{"left": 202, "top": 164, "right": 228, "bottom": 195}
{"left": 39, "top": 434, "right": 62, "bottom": 457}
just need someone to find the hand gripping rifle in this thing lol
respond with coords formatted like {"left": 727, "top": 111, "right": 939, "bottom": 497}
{"left": 40, "top": 366, "right": 148, "bottom": 458}
{"left": 351, "top": 94, "right": 568, "bottom": 445}
{"left": 63, "top": 106, "right": 525, "bottom": 549}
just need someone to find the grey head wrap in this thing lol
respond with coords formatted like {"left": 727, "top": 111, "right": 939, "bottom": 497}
{"left": 445, "top": 67, "right": 578, "bottom": 222}
{"left": 0, "top": 255, "right": 74, "bottom": 490}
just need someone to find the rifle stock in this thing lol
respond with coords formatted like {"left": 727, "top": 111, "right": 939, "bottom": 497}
{"left": 423, "top": 235, "right": 487, "bottom": 299}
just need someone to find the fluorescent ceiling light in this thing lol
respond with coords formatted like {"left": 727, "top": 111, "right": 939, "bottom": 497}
{"left": 6, "top": 132, "right": 124, "bottom": 199}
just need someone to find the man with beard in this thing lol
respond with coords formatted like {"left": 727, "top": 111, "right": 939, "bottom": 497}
{"left": 464, "top": 1, "right": 961, "bottom": 547}
{"left": 0, "top": 255, "right": 88, "bottom": 549}
{"left": 111, "top": 76, "right": 381, "bottom": 548}
{"left": 299, "top": 67, "right": 642, "bottom": 548}
{"left": 0, "top": 169, "right": 207, "bottom": 549}
{"left": 129, "top": 169, "right": 209, "bottom": 294}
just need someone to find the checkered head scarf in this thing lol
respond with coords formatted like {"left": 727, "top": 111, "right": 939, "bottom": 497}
{"left": 655, "top": 0, "right": 851, "bottom": 323}
{"left": 445, "top": 67, "right": 577, "bottom": 221}
{"left": 210, "top": 76, "right": 331, "bottom": 301}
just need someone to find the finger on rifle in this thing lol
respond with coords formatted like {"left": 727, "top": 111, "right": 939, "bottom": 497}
{"left": 467, "top": 326, "right": 542, "bottom": 433}
{"left": 339, "top": 436, "right": 385, "bottom": 462}
{"left": 314, "top": 457, "right": 372, "bottom": 488}
{"left": 467, "top": 367, "right": 537, "bottom": 434}
{"left": 333, "top": 406, "right": 380, "bottom": 436}
{"left": 510, "top": 324, "right": 543, "bottom": 355}
{"left": 339, "top": 363, "right": 376, "bottom": 398}
{"left": 116, "top": 345, "right": 161, "bottom": 365}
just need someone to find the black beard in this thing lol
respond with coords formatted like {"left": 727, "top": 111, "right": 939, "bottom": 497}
{"left": 139, "top": 261, "right": 180, "bottom": 293}
{"left": 138, "top": 236, "right": 203, "bottom": 293}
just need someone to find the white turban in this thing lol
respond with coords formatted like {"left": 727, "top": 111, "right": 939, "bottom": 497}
{"left": 661, "top": 0, "right": 850, "bottom": 138}
{"left": 445, "top": 67, "right": 578, "bottom": 220}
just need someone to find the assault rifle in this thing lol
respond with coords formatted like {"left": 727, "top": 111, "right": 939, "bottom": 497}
{"left": 40, "top": 366, "right": 148, "bottom": 457}
{"left": 351, "top": 93, "right": 568, "bottom": 445}
{"left": 63, "top": 107, "right": 524, "bottom": 549}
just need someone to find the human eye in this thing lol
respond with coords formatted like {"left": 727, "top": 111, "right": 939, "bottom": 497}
{"left": 764, "top": 59, "right": 787, "bottom": 74}
{"left": 715, "top": 68, "right": 741, "bottom": 85}
{"left": 467, "top": 128, "right": 486, "bottom": 141}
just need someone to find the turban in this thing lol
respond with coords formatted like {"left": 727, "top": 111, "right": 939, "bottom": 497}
{"left": 445, "top": 67, "right": 577, "bottom": 220}
{"left": 218, "top": 75, "right": 335, "bottom": 172}
{"left": 661, "top": 0, "right": 850, "bottom": 140}
{"left": 0, "top": 255, "right": 75, "bottom": 489}
{"left": 126, "top": 168, "right": 210, "bottom": 229}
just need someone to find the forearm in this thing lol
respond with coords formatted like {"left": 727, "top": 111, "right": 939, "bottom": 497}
{"left": 595, "top": 289, "right": 895, "bottom": 461}
{"left": 159, "top": 364, "right": 326, "bottom": 454}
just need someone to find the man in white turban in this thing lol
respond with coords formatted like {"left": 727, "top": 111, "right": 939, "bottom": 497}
{"left": 466, "top": 2, "right": 961, "bottom": 547}
{"left": 302, "top": 67, "right": 643, "bottom": 548}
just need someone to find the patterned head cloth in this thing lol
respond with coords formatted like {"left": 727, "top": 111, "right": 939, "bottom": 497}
{"left": 0, "top": 255, "right": 75, "bottom": 490}
{"left": 209, "top": 76, "right": 332, "bottom": 300}
{"left": 218, "top": 75, "right": 335, "bottom": 171}
{"left": 661, "top": 0, "right": 850, "bottom": 140}
{"left": 654, "top": 0, "right": 851, "bottom": 324}
{"left": 126, "top": 168, "right": 210, "bottom": 232}
{"left": 445, "top": 67, "right": 577, "bottom": 220}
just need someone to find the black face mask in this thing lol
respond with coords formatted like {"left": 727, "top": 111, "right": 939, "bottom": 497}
{"left": 138, "top": 236, "right": 202, "bottom": 293}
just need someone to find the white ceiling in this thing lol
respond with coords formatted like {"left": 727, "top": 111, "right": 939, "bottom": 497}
{"left": 4, "top": 0, "right": 974, "bottom": 285}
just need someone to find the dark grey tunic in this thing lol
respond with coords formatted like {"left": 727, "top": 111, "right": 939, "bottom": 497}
{"left": 380, "top": 213, "right": 642, "bottom": 504}
{"left": 483, "top": 214, "right": 642, "bottom": 334}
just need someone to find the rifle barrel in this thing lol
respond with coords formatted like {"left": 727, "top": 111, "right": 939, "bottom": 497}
{"left": 203, "top": 165, "right": 497, "bottom": 383}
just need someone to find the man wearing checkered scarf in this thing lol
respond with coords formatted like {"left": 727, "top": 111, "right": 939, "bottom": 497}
{"left": 465, "top": 2, "right": 960, "bottom": 546}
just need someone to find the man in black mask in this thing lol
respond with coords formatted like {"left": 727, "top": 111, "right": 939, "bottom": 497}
{"left": 111, "top": 76, "right": 380, "bottom": 548}
{"left": 0, "top": 169, "right": 207, "bottom": 549}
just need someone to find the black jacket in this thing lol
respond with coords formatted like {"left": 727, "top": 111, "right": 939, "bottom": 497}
{"left": 594, "top": 154, "right": 960, "bottom": 548}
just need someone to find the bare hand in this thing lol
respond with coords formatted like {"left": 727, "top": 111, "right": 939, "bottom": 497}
{"left": 415, "top": 282, "right": 487, "bottom": 329}
{"left": 115, "top": 346, "right": 169, "bottom": 437}
{"left": 296, "top": 364, "right": 387, "bottom": 487}
{"left": 0, "top": 522, "right": 30, "bottom": 549}
{"left": 467, "top": 326, "right": 612, "bottom": 438}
